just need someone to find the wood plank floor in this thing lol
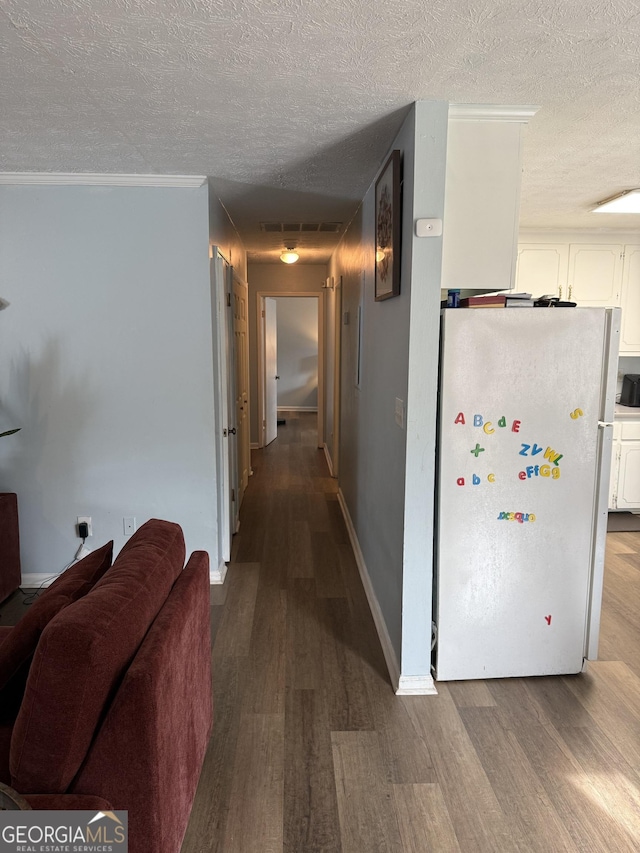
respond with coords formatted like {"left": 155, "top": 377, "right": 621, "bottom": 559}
{"left": 2, "top": 412, "right": 637, "bottom": 850}
{"left": 181, "top": 411, "right": 640, "bottom": 852}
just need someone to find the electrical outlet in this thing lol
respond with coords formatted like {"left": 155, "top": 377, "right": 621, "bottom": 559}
{"left": 123, "top": 517, "right": 137, "bottom": 536}
{"left": 77, "top": 516, "right": 92, "bottom": 537}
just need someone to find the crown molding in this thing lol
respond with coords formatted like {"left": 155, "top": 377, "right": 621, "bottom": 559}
{"left": 449, "top": 104, "right": 540, "bottom": 122}
{"left": 0, "top": 172, "right": 207, "bottom": 187}
{"left": 519, "top": 228, "right": 640, "bottom": 244}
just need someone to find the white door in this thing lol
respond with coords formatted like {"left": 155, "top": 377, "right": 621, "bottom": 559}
{"left": 233, "top": 273, "right": 250, "bottom": 503}
{"left": 264, "top": 297, "right": 278, "bottom": 446}
{"left": 224, "top": 264, "right": 240, "bottom": 537}
{"left": 212, "top": 251, "right": 234, "bottom": 563}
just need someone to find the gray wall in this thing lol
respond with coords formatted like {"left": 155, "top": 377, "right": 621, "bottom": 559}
{"left": 328, "top": 101, "right": 448, "bottom": 680}
{"left": 400, "top": 101, "right": 449, "bottom": 678}
{"left": 276, "top": 297, "right": 318, "bottom": 410}
{"left": 247, "top": 263, "right": 326, "bottom": 444}
{"left": 0, "top": 183, "right": 220, "bottom": 578}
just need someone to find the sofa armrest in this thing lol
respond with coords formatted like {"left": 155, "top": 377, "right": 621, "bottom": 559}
{"left": 25, "top": 793, "right": 113, "bottom": 811}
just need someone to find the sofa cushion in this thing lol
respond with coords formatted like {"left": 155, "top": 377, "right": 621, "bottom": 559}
{"left": 0, "top": 541, "right": 113, "bottom": 692}
{"left": 10, "top": 519, "right": 185, "bottom": 794}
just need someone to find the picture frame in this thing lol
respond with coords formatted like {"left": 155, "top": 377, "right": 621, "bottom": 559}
{"left": 374, "top": 149, "right": 401, "bottom": 301}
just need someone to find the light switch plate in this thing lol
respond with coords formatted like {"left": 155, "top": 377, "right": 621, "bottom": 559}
{"left": 415, "top": 218, "right": 443, "bottom": 237}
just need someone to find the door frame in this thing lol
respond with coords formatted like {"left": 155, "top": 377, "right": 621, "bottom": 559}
{"left": 211, "top": 249, "right": 234, "bottom": 572}
{"left": 256, "top": 291, "right": 324, "bottom": 449}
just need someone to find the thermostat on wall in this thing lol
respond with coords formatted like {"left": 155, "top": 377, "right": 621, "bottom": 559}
{"left": 415, "top": 218, "right": 442, "bottom": 237}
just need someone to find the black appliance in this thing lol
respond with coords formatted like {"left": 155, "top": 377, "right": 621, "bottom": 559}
{"left": 620, "top": 374, "right": 640, "bottom": 407}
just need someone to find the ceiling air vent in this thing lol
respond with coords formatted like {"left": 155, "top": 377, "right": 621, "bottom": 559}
{"left": 260, "top": 222, "right": 343, "bottom": 233}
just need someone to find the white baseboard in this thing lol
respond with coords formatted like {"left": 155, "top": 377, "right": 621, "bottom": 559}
{"left": 250, "top": 442, "right": 259, "bottom": 450}
{"left": 396, "top": 674, "right": 437, "bottom": 695}
{"left": 323, "top": 443, "right": 335, "bottom": 477}
{"left": 337, "top": 489, "right": 401, "bottom": 691}
{"left": 21, "top": 572, "right": 57, "bottom": 588}
{"left": 337, "top": 489, "right": 437, "bottom": 697}
{"left": 277, "top": 406, "right": 318, "bottom": 412}
{"left": 210, "top": 560, "right": 228, "bottom": 585}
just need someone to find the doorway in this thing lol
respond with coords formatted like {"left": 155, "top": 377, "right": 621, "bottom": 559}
{"left": 257, "top": 291, "right": 324, "bottom": 449}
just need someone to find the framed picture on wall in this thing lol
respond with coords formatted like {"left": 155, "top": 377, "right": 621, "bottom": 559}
{"left": 374, "top": 149, "right": 401, "bottom": 301}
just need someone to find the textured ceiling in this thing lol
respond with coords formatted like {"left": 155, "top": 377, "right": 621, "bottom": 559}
{"left": 2, "top": 0, "right": 640, "bottom": 262}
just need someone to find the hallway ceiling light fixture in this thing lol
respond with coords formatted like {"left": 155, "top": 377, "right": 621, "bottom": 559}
{"left": 280, "top": 247, "right": 299, "bottom": 264}
{"left": 593, "top": 189, "right": 640, "bottom": 213}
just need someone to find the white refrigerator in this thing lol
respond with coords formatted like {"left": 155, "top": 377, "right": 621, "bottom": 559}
{"left": 433, "top": 307, "right": 620, "bottom": 681}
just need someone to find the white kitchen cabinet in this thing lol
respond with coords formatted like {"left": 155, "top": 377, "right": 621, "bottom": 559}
{"left": 620, "top": 246, "right": 640, "bottom": 354}
{"left": 616, "top": 443, "right": 640, "bottom": 508}
{"left": 442, "top": 107, "right": 537, "bottom": 293}
{"left": 515, "top": 244, "right": 568, "bottom": 296}
{"left": 516, "top": 237, "right": 640, "bottom": 355}
{"left": 567, "top": 244, "right": 623, "bottom": 307}
{"left": 515, "top": 242, "right": 623, "bottom": 306}
{"left": 609, "top": 420, "right": 640, "bottom": 510}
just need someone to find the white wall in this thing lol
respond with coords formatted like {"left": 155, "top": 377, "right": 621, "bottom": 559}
{"left": 247, "top": 263, "right": 326, "bottom": 443}
{"left": 275, "top": 297, "right": 318, "bottom": 410}
{"left": 0, "top": 183, "right": 218, "bottom": 579}
{"left": 329, "top": 102, "right": 449, "bottom": 688}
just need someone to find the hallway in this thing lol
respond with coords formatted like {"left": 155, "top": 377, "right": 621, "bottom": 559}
{"left": 181, "top": 411, "right": 640, "bottom": 853}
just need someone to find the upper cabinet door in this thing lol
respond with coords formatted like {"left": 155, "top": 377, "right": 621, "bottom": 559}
{"left": 567, "top": 245, "right": 623, "bottom": 306}
{"left": 442, "top": 117, "right": 526, "bottom": 292}
{"left": 515, "top": 244, "right": 569, "bottom": 297}
{"left": 620, "top": 246, "right": 640, "bottom": 355}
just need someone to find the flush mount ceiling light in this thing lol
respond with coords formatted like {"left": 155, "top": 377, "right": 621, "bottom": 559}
{"left": 593, "top": 189, "right": 640, "bottom": 213}
{"left": 280, "top": 247, "right": 299, "bottom": 264}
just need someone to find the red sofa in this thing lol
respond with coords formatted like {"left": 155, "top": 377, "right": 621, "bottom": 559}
{"left": 0, "top": 519, "right": 212, "bottom": 853}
